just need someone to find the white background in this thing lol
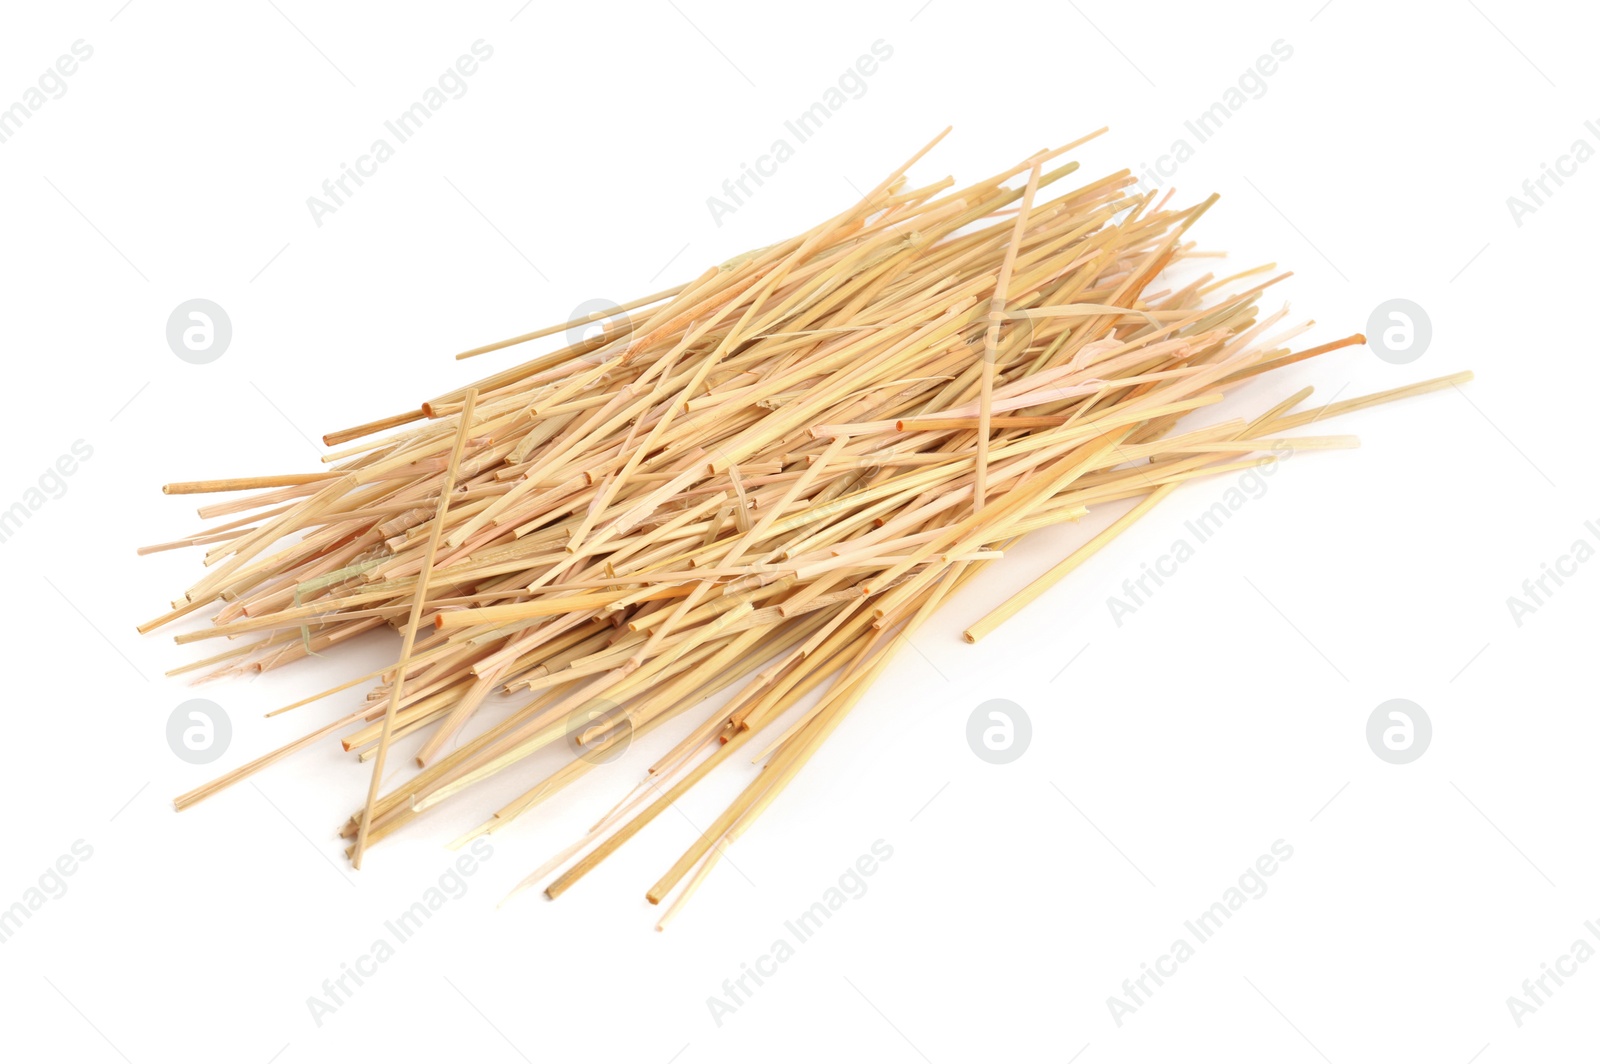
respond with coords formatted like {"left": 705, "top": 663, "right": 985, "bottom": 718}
{"left": 0, "top": 1, "right": 1595, "bottom": 1061}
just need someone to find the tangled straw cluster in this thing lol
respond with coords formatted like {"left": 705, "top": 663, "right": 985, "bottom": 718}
{"left": 144, "top": 129, "right": 1467, "bottom": 925}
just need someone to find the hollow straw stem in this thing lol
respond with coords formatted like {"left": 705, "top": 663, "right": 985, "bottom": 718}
{"left": 352, "top": 388, "right": 479, "bottom": 869}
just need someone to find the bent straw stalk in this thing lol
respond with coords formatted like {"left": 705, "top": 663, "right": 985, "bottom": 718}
{"left": 144, "top": 129, "right": 1471, "bottom": 925}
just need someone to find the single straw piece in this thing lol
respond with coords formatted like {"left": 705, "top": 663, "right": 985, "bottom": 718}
{"left": 975, "top": 159, "right": 1043, "bottom": 511}
{"left": 964, "top": 482, "right": 1177, "bottom": 643}
{"left": 351, "top": 388, "right": 480, "bottom": 869}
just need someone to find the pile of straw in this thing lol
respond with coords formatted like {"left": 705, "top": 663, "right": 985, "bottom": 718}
{"left": 144, "top": 129, "right": 1467, "bottom": 924}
